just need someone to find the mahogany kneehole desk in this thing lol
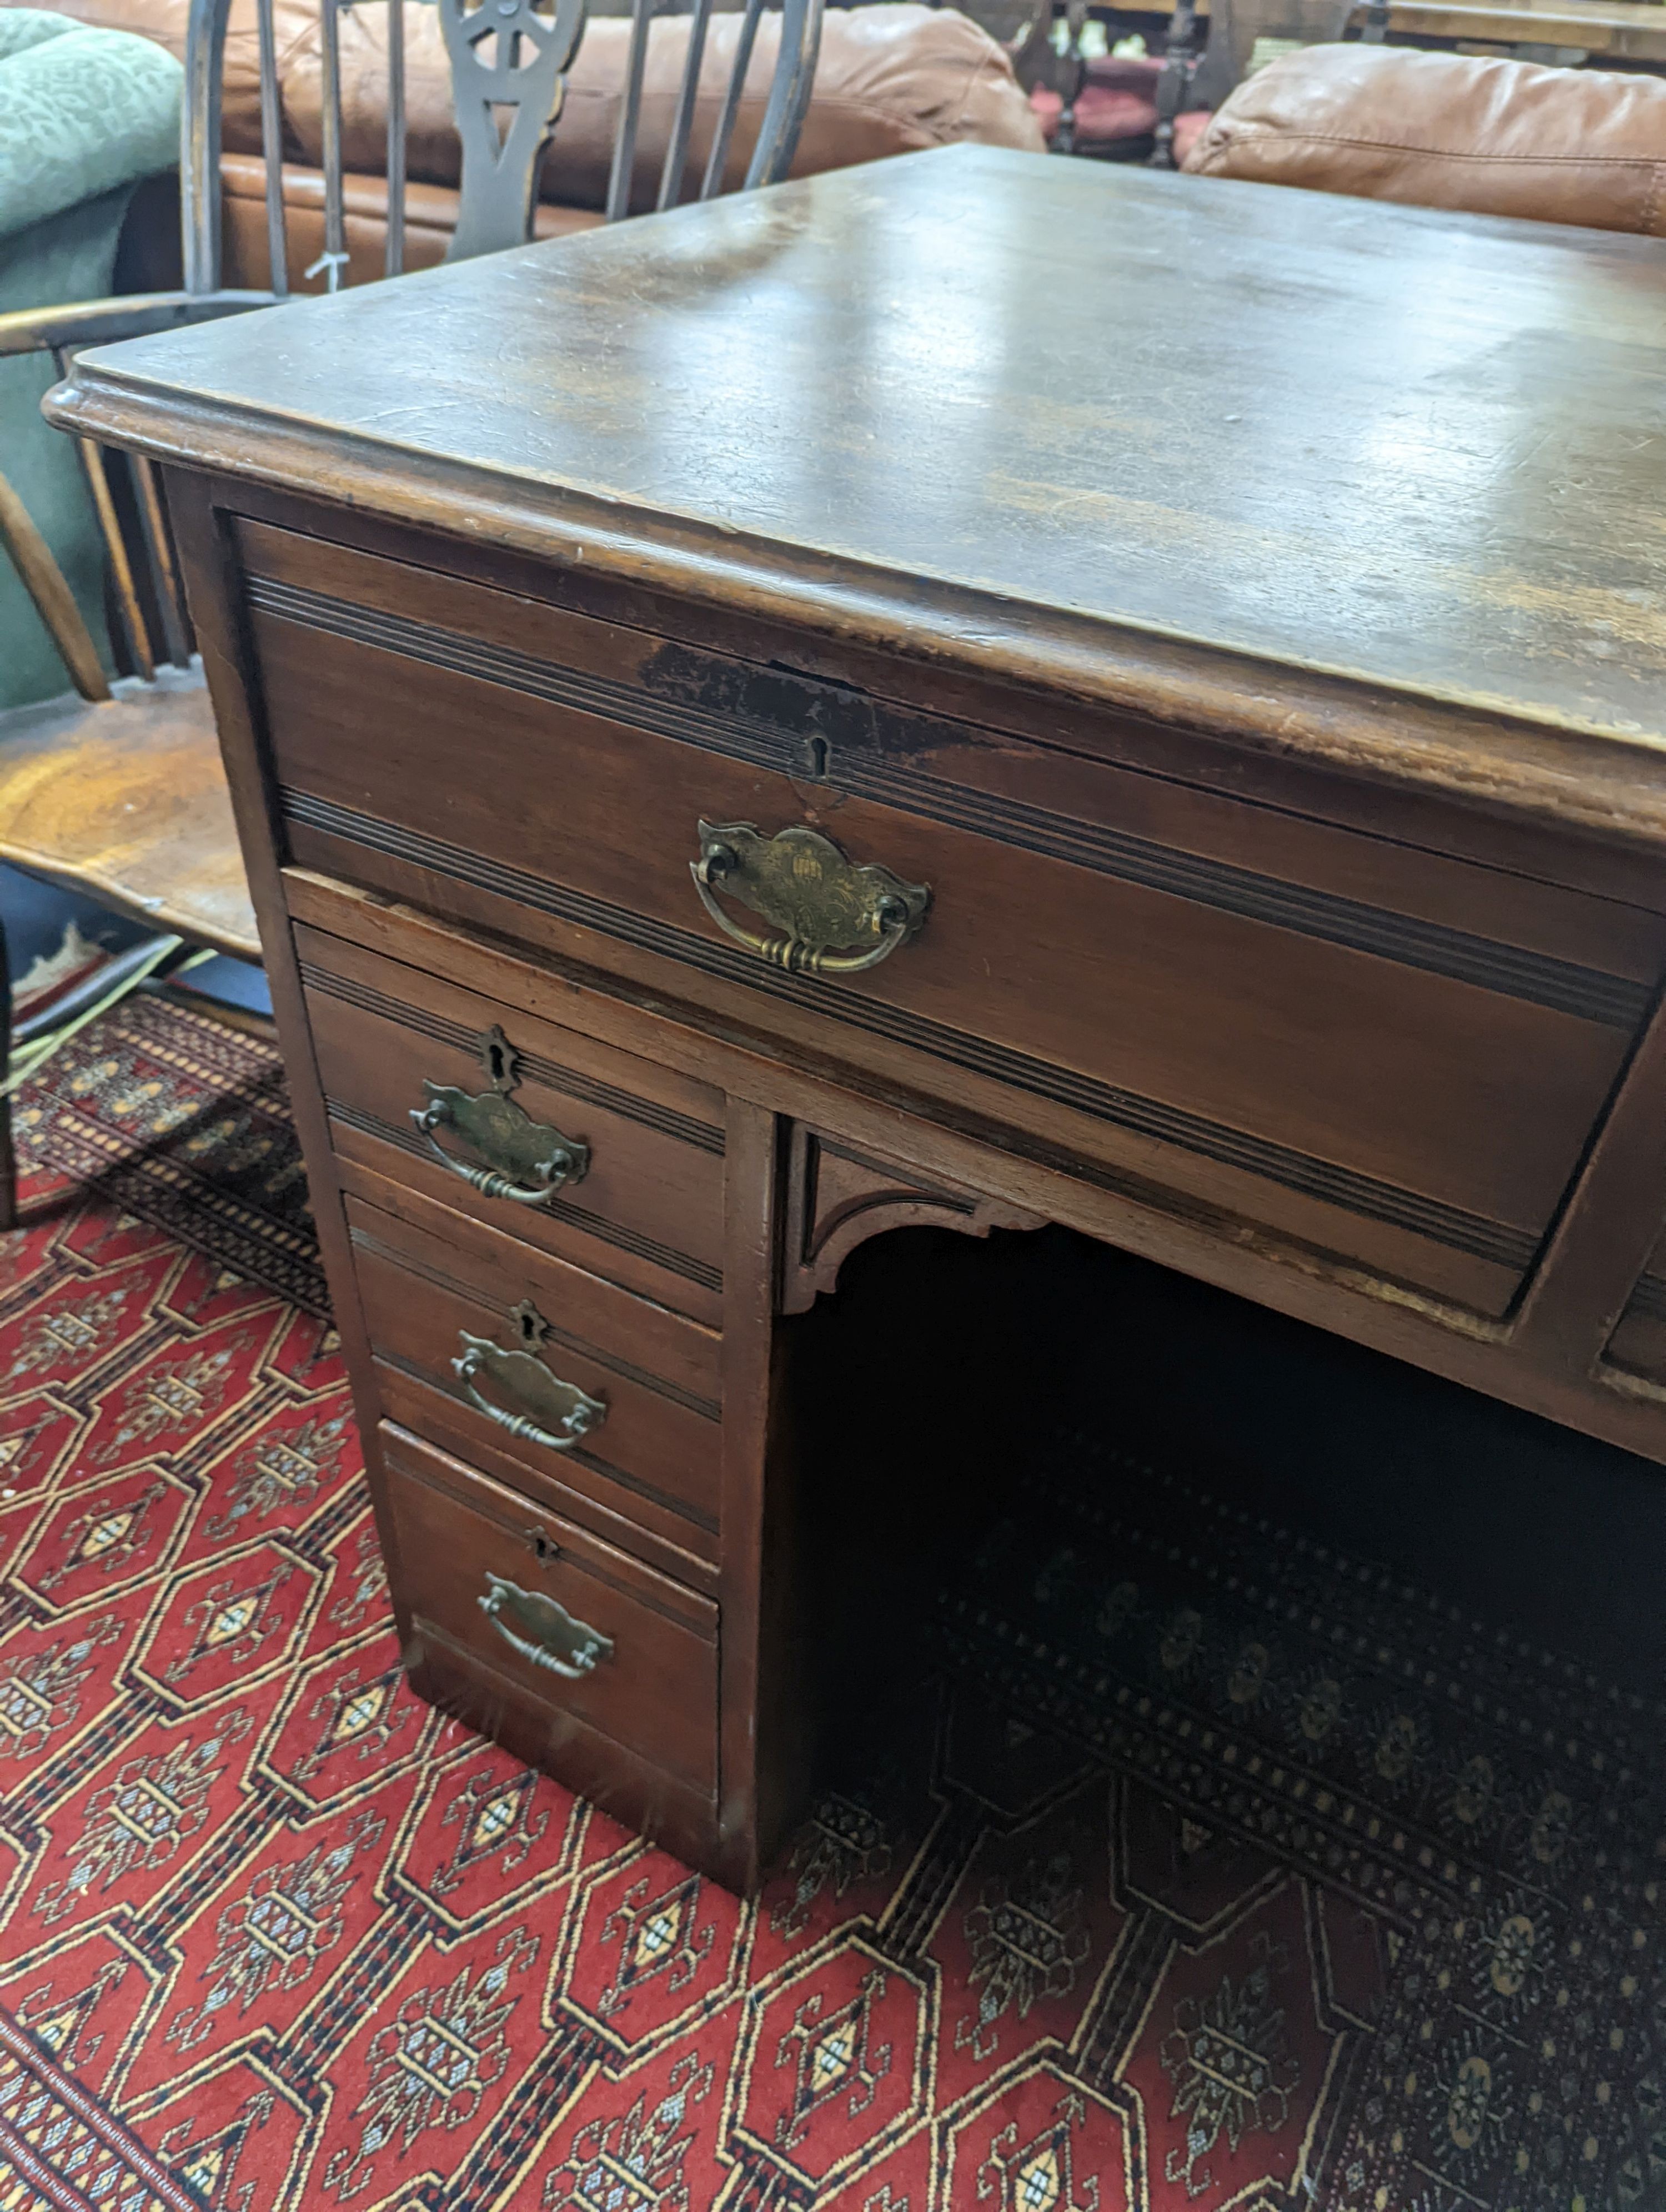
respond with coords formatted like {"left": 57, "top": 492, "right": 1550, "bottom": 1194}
{"left": 51, "top": 146, "right": 1666, "bottom": 1889}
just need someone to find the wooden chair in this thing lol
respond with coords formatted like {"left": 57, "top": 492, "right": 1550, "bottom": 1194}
{"left": 1008, "top": 0, "right": 1354, "bottom": 164}
{"left": 1008, "top": 0, "right": 1089, "bottom": 155}
{"left": 0, "top": 0, "right": 825, "bottom": 1226}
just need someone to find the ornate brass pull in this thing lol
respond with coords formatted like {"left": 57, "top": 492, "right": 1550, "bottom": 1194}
{"left": 452, "top": 1299, "right": 606, "bottom": 1454}
{"left": 691, "top": 821, "right": 930, "bottom": 976}
{"left": 410, "top": 1024, "right": 589, "bottom": 1206}
{"left": 478, "top": 1572, "right": 612, "bottom": 1680}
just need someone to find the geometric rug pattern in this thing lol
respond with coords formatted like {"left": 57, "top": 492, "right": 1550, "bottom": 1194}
{"left": 0, "top": 992, "right": 1660, "bottom": 2211}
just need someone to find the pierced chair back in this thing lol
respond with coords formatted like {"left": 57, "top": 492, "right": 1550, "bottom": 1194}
{"left": 183, "top": 0, "right": 826, "bottom": 298}
{"left": 598, "top": 0, "right": 824, "bottom": 222}
{"left": 1, "top": 0, "right": 825, "bottom": 693}
{"left": 0, "top": 0, "right": 822, "bottom": 1197}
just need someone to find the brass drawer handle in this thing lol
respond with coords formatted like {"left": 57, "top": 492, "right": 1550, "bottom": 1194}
{"left": 691, "top": 820, "right": 930, "bottom": 977}
{"left": 410, "top": 1024, "right": 589, "bottom": 1206}
{"left": 479, "top": 1571, "right": 612, "bottom": 1680}
{"left": 451, "top": 1299, "right": 605, "bottom": 1454}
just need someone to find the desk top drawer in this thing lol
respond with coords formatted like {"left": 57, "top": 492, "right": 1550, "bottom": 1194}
{"left": 248, "top": 522, "right": 1666, "bottom": 1316}
{"left": 347, "top": 1185, "right": 722, "bottom": 1561}
{"left": 297, "top": 922, "right": 726, "bottom": 1326}
{"left": 380, "top": 1421, "right": 716, "bottom": 1797}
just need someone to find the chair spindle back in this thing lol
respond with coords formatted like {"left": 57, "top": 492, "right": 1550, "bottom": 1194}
{"left": 183, "top": 0, "right": 824, "bottom": 299}
{"left": 5, "top": 0, "right": 823, "bottom": 698}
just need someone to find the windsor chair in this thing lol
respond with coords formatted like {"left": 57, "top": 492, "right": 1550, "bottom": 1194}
{"left": 0, "top": 0, "right": 824, "bottom": 1224}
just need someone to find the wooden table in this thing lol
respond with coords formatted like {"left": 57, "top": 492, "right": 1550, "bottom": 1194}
{"left": 50, "top": 147, "right": 1666, "bottom": 1887}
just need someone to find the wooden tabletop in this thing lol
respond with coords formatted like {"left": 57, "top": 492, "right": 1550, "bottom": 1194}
{"left": 1179, "top": 0, "right": 1666, "bottom": 59}
{"left": 52, "top": 147, "right": 1666, "bottom": 843}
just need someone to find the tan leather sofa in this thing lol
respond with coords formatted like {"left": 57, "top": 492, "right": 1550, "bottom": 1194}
{"left": 1184, "top": 44, "right": 1666, "bottom": 235}
{"left": 24, "top": 0, "right": 1044, "bottom": 288}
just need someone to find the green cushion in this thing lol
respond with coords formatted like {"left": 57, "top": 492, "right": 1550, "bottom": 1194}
{"left": 0, "top": 13, "right": 183, "bottom": 240}
{"left": 0, "top": 7, "right": 76, "bottom": 56}
{"left": 0, "top": 12, "right": 183, "bottom": 710}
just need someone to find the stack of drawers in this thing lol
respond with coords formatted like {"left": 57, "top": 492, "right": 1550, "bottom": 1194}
{"left": 291, "top": 914, "right": 740, "bottom": 1871}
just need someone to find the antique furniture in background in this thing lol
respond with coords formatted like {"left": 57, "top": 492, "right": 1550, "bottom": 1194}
{"left": 1016, "top": 0, "right": 1666, "bottom": 77}
{"left": 1015, "top": 0, "right": 1368, "bottom": 168}
{"left": 48, "top": 144, "right": 1666, "bottom": 1888}
{"left": 1155, "top": 0, "right": 1361, "bottom": 155}
{"left": 1136, "top": 0, "right": 1359, "bottom": 163}
{"left": 176, "top": 0, "right": 826, "bottom": 294}
{"left": 1017, "top": 0, "right": 1666, "bottom": 164}
{"left": 27, "top": 0, "right": 1042, "bottom": 288}
{"left": 0, "top": 6, "right": 247, "bottom": 1219}
{"left": 0, "top": 0, "right": 832, "bottom": 1214}
{"left": 1184, "top": 41, "right": 1666, "bottom": 229}
{"left": 0, "top": 6, "right": 182, "bottom": 712}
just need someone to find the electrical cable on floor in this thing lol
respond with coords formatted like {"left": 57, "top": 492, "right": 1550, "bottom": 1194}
{"left": 1, "top": 935, "right": 212, "bottom": 1098}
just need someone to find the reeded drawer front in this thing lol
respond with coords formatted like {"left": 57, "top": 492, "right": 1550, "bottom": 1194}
{"left": 348, "top": 1186, "right": 722, "bottom": 1556}
{"left": 381, "top": 1422, "right": 717, "bottom": 1796}
{"left": 296, "top": 921, "right": 726, "bottom": 1326}
{"left": 245, "top": 521, "right": 1666, "bottom": 1319}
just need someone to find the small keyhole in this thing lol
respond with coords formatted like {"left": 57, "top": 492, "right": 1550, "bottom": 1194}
{"left": 529, "top": 1529, "right": 558, "bottom": 1564}
{"left": 807, "top": 735, "right": 829, "bottom": 779}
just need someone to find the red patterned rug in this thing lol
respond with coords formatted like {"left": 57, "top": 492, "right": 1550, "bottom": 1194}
{"left": 0, "top": 993, "right": 1661, "bottom": 2212}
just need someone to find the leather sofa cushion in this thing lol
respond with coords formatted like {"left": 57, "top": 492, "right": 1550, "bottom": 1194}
{"left": 24, "top": 0, "right": 1042, "bottom": 208}
{"left": 274, "top": 3, "right": 1043, "bottom": 208}
{"left": 219, "top": 151, "right": 601, "bottom": 291}
{"left": 1183, "top": 44, "right": 1666, "bottom": 235}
